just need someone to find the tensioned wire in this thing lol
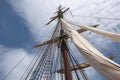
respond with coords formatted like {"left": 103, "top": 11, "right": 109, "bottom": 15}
{"left": 23, "top": 1, "right": 120, "bottom": 79}
{"left": 75, "top": 16, "right": 120, "bottom": 21}
{"left": 23, "top": 19, "right": 62, "bottom": 80}
{"left": 1, "top": 15, "right": 59, "bottom": 80}
{"left": 20, "top": 46, "right": 44, "bottom": 80}
{"left": 67, "top": 41, "right": 88, "bottom": 80}
{"left": 2, "top": 48, "right": 34, "bottom": 80}
{"left": 67, "top": 49, "right": 81, "bottom": 80}
{"left": 0, "top": 21, "right": 53, "bottom": 80}
{"left": 27, "top": 45, "right": 52, "bottom": 80}
{"left": 21, "top": 22, "right": 58, "bottom": 80}
{"left": 3, "top": 1, "right": 120, "bottom": 80}
{"left": 39, "top": 23, "right": 59, "bottom": 80}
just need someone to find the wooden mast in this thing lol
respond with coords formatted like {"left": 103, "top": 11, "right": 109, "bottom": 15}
{"left": 33, "top": 6, "right": 72, "bottom": 80}
{"left": 32, "top": 6, "right": 99, "bottom": 80}
{"left": 31, "top": 5, "right": 120, "bottom": 80}
{"left": 46, "top": 5, "right": 72, "bottom": 80}
{"left": 56, "top": 55, "right": 116, "bottom": 73}
{"left": 60, "top": 31, "right": 72, "bottom": 80}
{"left": 58, "top": 6, "right": 72, "bottom": 80}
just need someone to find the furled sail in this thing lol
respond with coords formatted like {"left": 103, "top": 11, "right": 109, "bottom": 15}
{"left": 65, "top": 20, "right": 120, "bottom": 42}
{"left": 61, "top": 18, "right": 120, "bottom": 80}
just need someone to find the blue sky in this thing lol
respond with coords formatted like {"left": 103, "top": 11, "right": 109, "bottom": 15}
{"left": 0, "top": 0, "right": 120, "bottom": 80}
{"left": 0, "top": 0, "right": 36, "bottom": 79}
{"left": 0, "top": 0, "right": 35, "bottom": 49}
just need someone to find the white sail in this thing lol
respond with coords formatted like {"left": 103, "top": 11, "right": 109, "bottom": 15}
{"left": 65, "top": 20, "right": 120, "bottom": 42}
{"left": 61, "top": 18, "right": 120, "bottom": 80}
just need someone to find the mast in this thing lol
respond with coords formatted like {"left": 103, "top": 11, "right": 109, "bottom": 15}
{"left": 58, "top": 6, "right": 72, "bottom": 80}
{"left": 61, "top": 18, "right": 120, "bottom": 80}
{"left": 60, "top": 30, "right": 72, "bottom": 80}
{"left": 32, "top": 6, "right": 73, "bottom": 80}
{"left": 56, "top": 55, "right": 116, "bottom": 73}
{"left": 21, "top": 5, "right": 120, "bottom": 80}
{"left": 30, "top": 6, "right": 99, "bottom": 80}
{"left": 47, "top": 5, "right": 72, "bottom": 80}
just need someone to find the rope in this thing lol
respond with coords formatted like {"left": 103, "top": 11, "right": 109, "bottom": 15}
{"left": 2, "top": 48, "right": 33, "bottom": 80}
{"left": 20, "top": 47, "right": 42, "bottom": 80}
{"left": 59, "top": 48, "right": 64, "bottom": 80}
{"left": 24, "top": 14, "right": 62, "bottom": 80}
{"left": 67, "top": 42, "right": 89, "bottom": 80}
{"left": 24, "top": 45, "right": 47, "bottom": 80}
{"left": 52, "top": 47, "right": 60, "bottom": 80}
{"left": 68, "top": 50, "right": 81, "bottom": 80}
{"left": 38, "top": 46, "right": 52, "bottom": 80}
{"left": 78, "top": 16, "right": 120, "bottom": 21}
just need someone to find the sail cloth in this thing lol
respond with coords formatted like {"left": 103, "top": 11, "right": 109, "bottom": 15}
{"left": 61, "top": 18, "right": 120, "bottom": 80}
{"left": 65, "top": 20, "right": 120, "bottom": 42}
{"left": 56, "top": 55, "right": 116, "bottom": 73}
{"left": 33, "top": 25, "right": 98, "bottom": 48}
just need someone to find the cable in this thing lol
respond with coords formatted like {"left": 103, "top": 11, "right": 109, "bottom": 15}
{"left": 68, "top": 51, "right": 81, "bottom": 80}
{"left": 52, "top": 47, "right": 60, "bottom": 80}
{"left": 20, "top": 47, "right": 42, "bottom": 80}
{"left": 67, "top": 41, "right": 89, "bottom": 80}
{"left": 78, "top": 16, "right": 120, "bottom": 20}
{"left": 24, "top": 45, "right": 49, "bottom": 80}
{"left": 23, "top": 13, "right": 62, "bottom": 80}
{"left": 2, "top": 48, "right": 33, "bottom": 80}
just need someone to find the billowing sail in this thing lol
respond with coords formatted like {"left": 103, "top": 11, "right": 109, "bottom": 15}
{"left": 65, "top": 20, "right": 120, "bottom": 42}
{"left": 61, "top": 18, "right": 120, "bottom": 80}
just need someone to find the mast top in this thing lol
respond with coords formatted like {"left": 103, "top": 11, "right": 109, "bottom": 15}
{"left": 46, "top": 6, "right": 69, "bottom": 25}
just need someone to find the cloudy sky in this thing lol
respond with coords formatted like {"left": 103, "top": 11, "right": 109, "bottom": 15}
{"left": 0, "top": 0, "right": 120, "bottom": 80}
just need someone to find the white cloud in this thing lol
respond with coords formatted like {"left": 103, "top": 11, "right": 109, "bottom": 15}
{"left": 9, "top": 0, "right": 83, "bottom": 42}
{"left": 8, "top": 0, "right": 120, "bottom": 80}
{"left": 9, "top": 0, "right": 120, "bottom": 42}
{"left": 0, "top": 45, "right": 33, "bottom": 80}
